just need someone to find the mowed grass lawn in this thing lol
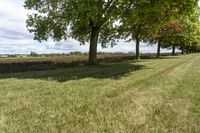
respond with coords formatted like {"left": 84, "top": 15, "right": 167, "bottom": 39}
{"left": 0, "top": 54, "right": 200, "bottom": 132}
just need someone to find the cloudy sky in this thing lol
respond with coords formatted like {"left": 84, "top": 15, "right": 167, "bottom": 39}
{"left": 0, "top": 0, "right": 171, "bottom": 55}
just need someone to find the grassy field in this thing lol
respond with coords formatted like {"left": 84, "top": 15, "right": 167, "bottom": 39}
{"left": 0, "top": 53, "right": 200, "bottom": 132}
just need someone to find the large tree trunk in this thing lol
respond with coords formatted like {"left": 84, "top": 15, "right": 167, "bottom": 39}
{"left": 186, "top": 48, "right": 189, "bottom": 54}
{"left": 181, "top": 47, "right": 184, "bottom": 54}
{"left": 157, "top": 41, "right": 161, "bottom": 58}
{"left": 135, "top": 36, "right": 140, "bottom": 60}
{"left": 88, "top": 26, "right": 100, "bottom": 65}
{"left": 172, "top": 45, "right": 175, "bottom": 56}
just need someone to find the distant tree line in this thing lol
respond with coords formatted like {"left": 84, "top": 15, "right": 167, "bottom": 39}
{"left": 24, "top": 0, "right": 200, "bottom": 64}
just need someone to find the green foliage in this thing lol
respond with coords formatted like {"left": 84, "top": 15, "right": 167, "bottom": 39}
{"left": 119, "top": 0, "right": 197, "bottom": 41}
{"left": 120, "top": 0, "right": 161, "bottom": 40}
{"left": 148, "top": 0, "right": 200, "bottom": 53}
{"left": 163, "top": 14, "right": 200, "bottom": 52}
{"left": 24, "top": 0, "right": 127, "bottom": 64}
{"left": 24, "top": 0, "right": 123, "bottom": 46}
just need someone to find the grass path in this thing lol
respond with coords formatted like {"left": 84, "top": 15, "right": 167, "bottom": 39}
{"left": 0, "top": 54, "right": 200, "bottom": 132}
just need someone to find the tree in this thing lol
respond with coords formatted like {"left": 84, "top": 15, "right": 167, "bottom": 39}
{"left": 121, "top": 0, "right": 198, "bottom": 59}
{"left": 148, "top": 0, "right": 199, "bottom": 57}
{"left": 119, "top": 0, "right": 163, "bottom": 60}
{"left": 180, "top": 12, "right": 200, "bottom": 54}
{"left": 30, "top": 51, "right": 38, "bottom": 57}
{"left": 24, "top": 0, "right": 122, "bottom": 65}
{"left": 150, "top": 20, "right": 185, "bottom": 57}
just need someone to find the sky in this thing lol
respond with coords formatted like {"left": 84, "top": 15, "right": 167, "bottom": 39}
{"left": 0, "top": 0, "right": 172, "bottom": 55}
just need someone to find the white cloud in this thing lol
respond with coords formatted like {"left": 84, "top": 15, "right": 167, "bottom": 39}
{"left": 0, "top": 0, "right": 172, "bottom": 54}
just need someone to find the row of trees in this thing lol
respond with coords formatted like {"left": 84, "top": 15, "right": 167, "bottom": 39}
{"left": 24, "top": 0, "right": 200, "bottom": 64}
{"left": 150, "top": 13, "right": 200, "bottom": 57}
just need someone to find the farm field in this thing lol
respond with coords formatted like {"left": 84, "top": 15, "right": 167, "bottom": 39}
{"left": 0, "top": 53, "right": 200, "bottom": 132}
{"left": 0, "top": 53, "right": 169, "bottom": 74}
{"left": 0, "top": 54, "right": 133, "bottom": 74}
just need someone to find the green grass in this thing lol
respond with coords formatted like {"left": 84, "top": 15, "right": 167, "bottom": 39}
{"left": 0, "top": 54, "right": 200, "bottom": 132}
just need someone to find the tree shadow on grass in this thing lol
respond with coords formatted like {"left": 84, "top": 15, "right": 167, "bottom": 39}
{"left": 140, "top": 55, "right": 180, "bottom": 60}
{"left": 0, "top": 61, "right": 146, "bottom": 82}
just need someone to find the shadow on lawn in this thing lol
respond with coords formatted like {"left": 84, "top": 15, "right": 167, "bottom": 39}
{"left": 0, "top": 61, "right": 146, "bottom": 82}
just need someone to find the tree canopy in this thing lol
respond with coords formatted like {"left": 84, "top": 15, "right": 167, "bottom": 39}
{"left": 148, "top": 0, "right": 200, "bottom": 56}
{"left": 25, "top": 0, "right": 123, "bottom": 64}
{"left": 24, "top": 0, "right": 200, "bottom": 62}
{"left": 117, "top": 0, "right": 199, "bottom": 59}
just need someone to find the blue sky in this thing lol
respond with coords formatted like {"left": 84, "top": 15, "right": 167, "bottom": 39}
{"left": 0, "top": 0, "right": 172, "bottom": 54}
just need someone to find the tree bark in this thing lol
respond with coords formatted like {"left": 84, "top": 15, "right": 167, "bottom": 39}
{"left": 172, "top": 45, "right": 175, "bottom": 56}
{"left": 88, "top": 26, "right": 100, "bottom": 65}
{"left": 181, "top": 47, "right": 184, "bottom": 54}
{"left": 186, "top": 48, "right": 189, "bottom": 54}
{"left": 135, "top": 36, "right": 140, "bottom": 60}
{"left": 157, "top": 41, "right": 161, "bottom": 58}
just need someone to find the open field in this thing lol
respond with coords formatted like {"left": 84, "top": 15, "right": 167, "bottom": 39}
{"left": 0, "top": 54, "right": 200, "bottom": 132}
